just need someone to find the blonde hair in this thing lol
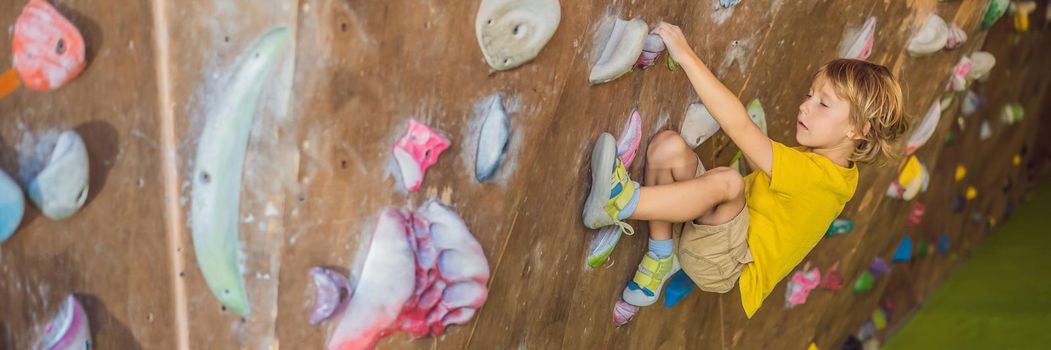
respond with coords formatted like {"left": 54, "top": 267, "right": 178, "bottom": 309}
{"left": 817, "top": 59, "right": 908, "bottom": 164}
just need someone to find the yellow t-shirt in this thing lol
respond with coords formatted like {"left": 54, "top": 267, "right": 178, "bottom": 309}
{"left": 737, "top": 142, "right": 858, "bottom": 318}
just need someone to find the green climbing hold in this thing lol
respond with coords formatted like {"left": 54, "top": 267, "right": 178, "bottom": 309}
{"left": 871, "top": 309, "right": 888, "bottom": 330}
{"left": 854, "top": 270, "right": 875, "bottom": 293}
{"left": 981, "top": 0, "right": 1010, "bottom": 30}
{"left": 826, "top": 218, "right": 854, "bottom": 236}
{"left": 916, "top": 238, "right": 929, "bottom": 258}
{"left": 730, "top": 150, "right": 748, "bottom": 176}
{"left": 945, "top": 130, "right": 955, "bottom": 145}
{"left": 667, "top": 55, "right": 681, "bottom": 71}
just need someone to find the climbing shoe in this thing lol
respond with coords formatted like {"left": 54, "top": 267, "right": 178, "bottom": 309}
{"left": 582, "top": 132, "right": 639, "bottom": 235}
{"left": 622, "top": 252, "right": 680, "bottom": 307}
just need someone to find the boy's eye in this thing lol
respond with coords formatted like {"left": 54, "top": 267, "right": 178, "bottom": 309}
{"left": 820, "top": 102, "right": 829, "bottom": 108}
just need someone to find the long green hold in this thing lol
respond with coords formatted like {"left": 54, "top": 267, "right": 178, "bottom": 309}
{"left": 981, "top": 0, "right": 1009, "bottom": 30}
{"left": 190, "top": 27, "right": 290, "bottom": 316}
{"left": 854, "top": 270, "right": 875, "bottom": 293}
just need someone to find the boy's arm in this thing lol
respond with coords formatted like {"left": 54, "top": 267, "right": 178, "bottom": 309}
{"left": 654, "top": 23, "right": 773, "bottom": 176}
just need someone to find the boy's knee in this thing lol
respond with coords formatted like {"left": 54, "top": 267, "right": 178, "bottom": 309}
{"left": 647, "top": 131, "right": 691, "bottom": 165}
{"left": 710, "top": 168, "right": 745, "bottom": 198}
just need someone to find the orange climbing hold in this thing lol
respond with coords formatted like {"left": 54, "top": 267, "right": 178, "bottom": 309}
{"left": 12, "top": 0, "right": 87, "bottom": 91}
{"left": 0, "top": 69, "right": 20, "bottom": 99}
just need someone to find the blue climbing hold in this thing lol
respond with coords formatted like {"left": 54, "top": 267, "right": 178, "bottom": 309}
{"left": 0, "top": 169, "right": 25, "bottom": 243}
{"left": 663, "top": 270, "right": 695, "bottom": 308}
{"left": 893, "top": 236, "right": 912, "bottom": 262}
{"left": 938, "top": 233, "right": 950, "bottom": 254}
{"left": 720, "top": 0, "right": 742, "bottom": 7}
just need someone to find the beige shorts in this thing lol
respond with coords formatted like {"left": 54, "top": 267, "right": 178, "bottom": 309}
{"left": 676, "top": 158, "right": 754, "bottom": 293}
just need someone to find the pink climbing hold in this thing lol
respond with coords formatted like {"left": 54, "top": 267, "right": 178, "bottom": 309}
{"left": 839, "top": 17, "right": 877, "bottom": 60}
{"left": 327, "top": 200, "right": 490, "bottom": 350}
{"left": 41, "top": 295, "right": 92, "bottom": 350}
{"left": 944, "top": 24, "right": 968, "bottom": 50}
{"left": 616, "top": 109, "right": 643, "bottom": 167}
{"left": 907, "top": 203, "right": 926, "bottom": 227}
{"left": 949, "top": 56, "right": 973, "bottom": 92}
{"left": 785, "top": 266, "right": 821, "bottom": 308}
{"left": 309, "top": 267, "right": 352, "bottom": 325}
{"left": 612, "top": 299, "right": 640, "bottom": 327}
{"left": 392, "top": 120, "right": 451, "bottom": 192}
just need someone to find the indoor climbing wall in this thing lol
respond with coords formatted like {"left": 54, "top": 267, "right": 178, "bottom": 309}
{"left": 1, "top": 0, "right": 1050, "bottom": 349}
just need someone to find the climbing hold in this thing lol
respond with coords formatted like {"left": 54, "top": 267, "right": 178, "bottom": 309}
{"left": 612, "top": 299, "right": 639, "bottom": 327}
{"left": 12, "top": 0, "right": 87, "bottom": 91}
{"left": 309, "top": 267, "right": 352, "bottom": 325}
{"left": 616, "top": 109, "right": 643, "bottom": 167}
{"left": 892, "top": 236, "right": 912, "bottom": 263}
{"left": 967, "top": 52, "right": 996, "bottom": 82}
{"left": 869, "top": 257, "right": 891, "bottom": 277}
{"left": 887, "top": 156, "right": 928, "bottom": 200}
{"left": 666, "top": 55, "right": 681, "bottom": 71}
{"left": 945, "top": 130, "right": 955, "bottom": 145}
{"left": 853, "top": 270, "right": 875, "bottom": 294}
{"left": 982, "top": 0, "right": 1010, "bottom": 30}
{"left": 719, "top": 0, "right": 742, "bottom": 7}
{"left": 916, "top": 238, "right": 930, "bottom": 258}
{"left": 328, "top": 201, "right": 490, "bottom": 349}
{"left": 475, "top": 95, "right": 511, "bottom": 182}
{"left": 951, "top": 194, "right": 966, "bottom": 213}
{"left": 475, "top": 0, "right": 561, "bottom": 71}
{"left": 1000, "top": 103, "right": 1024, "bottom": 125}
{"left": 27, "top": 130, "right": 89, "bottom": 221}
{"left": 871, "top": 309, "right": 888, "bottom": 330}
{"left": 955, "top": 164, "right": 966, "bottom": 182}
{"left": 0, "top": 68, "right": 21, "bottom": 99}
{"left": 663, "top": 270, "right": 695, "bottom": 308}
{"left": 190, "top": 27, "right": 290, "bottom": 316}
{"left": 784, "top": 265, "right": 821, "bottom": 308}
{"left": 41, "top": 295, "right": 92, "bottom": 350}
{"left": 0, "top": 169, "right": 25, "bottom": 243}
{"left": 826, "top": 218, "right": 854, "bottom": 236}
{"left": 857, "top": 320, "right": 876, "bottom": 342}
{"left": 821, "top": 266, "right": 844, "bottom": 290}
{"left": 393, "top": 120, "right": 451, "bottom": 192}
{"left": 586, "top": 226, "right": 621, "bottom": 268}
{"left": 907, "top": 14, "right": 949, "bottom": 57}
{"left": 906, "top": 203, "right": 925, "bottom": 227}
{"left": 979, "top": 120, "right": 992, "bottom": 140}
{"left": 680, "top": 103, "right": 720, "bottom": 148}
{"left": 949, "top": 56, "right": 972, "bottom": 91}
{"left": 961, "top": 90, "right": 981, "bottom": 116}
{"left": 746, "top": 99, "right": 768, "bottom": 135}
{"left": 944, "top": 24, "right": 967, "bottom": 50}
{"left": 1013, "top": 154, "right": 1022, "bottom": 166}
{"left": 589, "top": 17, "right": 647, "bottom": 84}
{"left": 809, "top": 342, "right": 819, "bottom": 350}
{"left": 904, "top": 99, "right": 941, "bottom": 155}
{"left": 1012, "top": 1, "right": 1037, "bottom": 32}
{"left": 938, "top": 233, "right": 950, "bottom": 254}
{"left": 635, "top": 34, "right": 666, "bottom": 70}
{"left": 939, "top": 92, "right": 954, "bottom": 112}
{"left": 730, "top": 151, "right": 748, "bottom": 176}
{"left": 839, "top": 16, "right": 877, "bottom": 60}
{"left": 966, "top": 186, "right": 978, "bottom": 200}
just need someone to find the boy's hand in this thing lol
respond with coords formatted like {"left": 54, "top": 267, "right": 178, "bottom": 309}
{"left": 652, "top": 22, "right": 695, "bottom": 65}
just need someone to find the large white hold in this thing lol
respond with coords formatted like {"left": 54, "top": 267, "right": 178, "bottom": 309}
{"left": 589, "top": 17, "right": 648, "bottom": 84}
{"left": 27, "top": 130, "right": 89, "bottom": 221}
{"left": 475, "top": 0, "right": 561, "bottom": 71}
{"left": 907, "top": 14, "right": 949, "bottom": 57}
{"left": 680, "top": 103, "right": 721, "bottom": 148}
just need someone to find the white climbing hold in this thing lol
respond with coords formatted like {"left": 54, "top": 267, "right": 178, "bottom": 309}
{"left": 907, "top": 14, "right": 949, "bottom": 57}
{"left": 0, "top": 169, "right": 24, "bottom": 243}
{"left": 839, "top": 16, "right": 877, "bottom": 60}
{"left": 475, "top": 95, "right": 511, "bottom": 182}
{"left": 589, "top": 17, "right": 648, "bottom": 84}
{"left": 1000, "top": 103, "right": 1024, "bottom": 125}
{"left": 980, "top": 120, "right": 992, "bottom": 140}
{"left": 475, "top": 0, "right": 561, "bottom": 71}
{"left": 27, "top": 130, "right": 89, "bottom": 221}
{"left": 967, "top": 51, "right": 996, "bottom": 82}
{"left": 961, "top": 90, "right": 981, "bottom": 116}
{"left": 680, "top": 103, "right": 721, "bottom": 148}
{"left": 190, "top": 27, "right": 291, "bottom": 316}
{"left": 905, "top": 99, "right": 941, "bottom": 155}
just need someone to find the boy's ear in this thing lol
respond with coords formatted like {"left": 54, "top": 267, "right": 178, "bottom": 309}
{"left": 856, "top": 121, "right": 872, "bottom": 140}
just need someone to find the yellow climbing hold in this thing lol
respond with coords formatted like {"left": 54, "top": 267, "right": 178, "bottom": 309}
{"left": 899, "top": 156, "right": 923, "bottom": 185}
{"left": 966, "top": 186, "right": 978, "bottom": 200}
{"left": 1013, "top": 1, "right": 1037, "bottom": 32}
{"left": 989, "top": 216, "right": 997, "bottom": 227}
{"left": 808, "top": 342, "right": 819, "bottom": 350}
{"left": 1013, "top": 154, "right": 1022, "bottom": 166}
{"left": 955, "top": 164, "right": 967, "bottom": 182}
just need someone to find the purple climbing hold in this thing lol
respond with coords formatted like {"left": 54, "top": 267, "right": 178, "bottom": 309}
{"left": 309, "top": 266, "right": 352, "bottom": 325}
{"left": 616, "top": 109, "right": 642, "bottom": 167}
{"left": 613, "top": 299, "right": 639, "bottom": 327}
{"left": 635, "top": 34, "right": 666, "bottom": 70}
{"left": 869, "top": 257, "right": 890, "bottom": 277}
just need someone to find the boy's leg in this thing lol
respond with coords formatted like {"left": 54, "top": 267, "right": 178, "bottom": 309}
{"left": 628, "top": 167, "right": 744, "bottom": 224}
{"left": 644, "top": 131, "right": 702, "bottom": 241}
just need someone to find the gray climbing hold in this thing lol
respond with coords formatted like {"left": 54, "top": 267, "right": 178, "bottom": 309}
{"left": 190, "top": 27, "right": 290, "bottom": 316}
{"left": 27, "top": 130, "right": 89, "bottom": 221}
{"left": 590, "top": 17, "right": 647, "bottom": 84}
{"left": 475, "top": 95, "right": 511, "bottom": 182}
{"left": 0, "top": 169, "right": 24, "bottom": 243}
{"left": 475, "top": 0, "right": 561, "bottom": 71}
{"left": 680, "top": 103, "right": 720, "bottom": 148}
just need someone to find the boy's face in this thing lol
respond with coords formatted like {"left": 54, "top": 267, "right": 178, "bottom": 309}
{"left": 797, "top": 75, "right": 855, "bottom": 150}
